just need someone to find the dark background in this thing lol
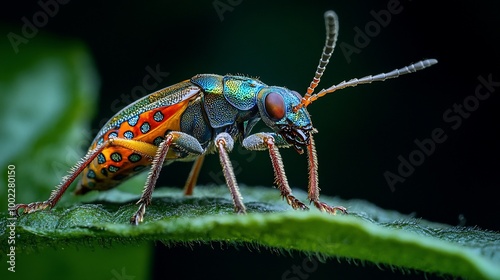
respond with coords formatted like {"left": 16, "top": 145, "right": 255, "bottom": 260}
{"left": 2, "top": 0, "right": 499, "bottom": 279}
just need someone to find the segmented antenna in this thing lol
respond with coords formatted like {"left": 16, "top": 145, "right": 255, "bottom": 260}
{"left": 296, "top": 10, "right": 339, "bottom": 111}
{"left": 293, "top": 10, "right": 438, "bottom": 112}
{"left": 297, "top": 59, "right": 438, "bottom": 109}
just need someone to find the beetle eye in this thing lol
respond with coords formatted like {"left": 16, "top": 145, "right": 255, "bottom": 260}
{"left": 264, "top": 92, "right": 285, "bottom": 121}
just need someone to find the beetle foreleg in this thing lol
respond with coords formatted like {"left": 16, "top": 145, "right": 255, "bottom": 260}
{"left": 215, "top": 132, "right": 246, "bottom": 214}
{"left": 130, "top": 131, "right": 204, "bottom": 225}
{"left": 243, "top": 133, "right": 309, "bottom": 211}
{"left": 306, "top": 135, "right": 347, "bottom": 215}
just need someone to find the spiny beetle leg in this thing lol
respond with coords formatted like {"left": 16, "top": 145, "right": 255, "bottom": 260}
{"left": 215, "top": 132, "right": 246, "bottom": 214}
{"left": 13, "top": 139, "right": 113, "bottom": 217}
{"left": 14, "top": 137, "right": 163, "bottom": 218}
{"left": 306, "top": 135, "right": 347, "bottom": 215}
{"left": 243, "top": 133, "right": 309, "bottom": 211}
{"left": 130, "top": 132, "right": 204, "bottom": 225}
{"left": 130, "top": 136, "right": 172, "bottom": 225}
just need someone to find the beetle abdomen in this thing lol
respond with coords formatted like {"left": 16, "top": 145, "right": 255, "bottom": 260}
{"left": 76, "top": 98, "right": 192, "bottom": 194}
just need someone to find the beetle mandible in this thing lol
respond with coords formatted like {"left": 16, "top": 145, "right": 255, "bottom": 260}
{"left": 14, "top": 10, "right": 437, "bottom": 225}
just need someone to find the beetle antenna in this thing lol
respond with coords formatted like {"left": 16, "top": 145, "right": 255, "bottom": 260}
{"left": 297, "top": 59, "right": 438, "bottom": 108}
{"left": 295, "top": 10, "right": 339, "bottom": 112}
{"left": 294, "top": 11, "right": 439, "bottom": 112}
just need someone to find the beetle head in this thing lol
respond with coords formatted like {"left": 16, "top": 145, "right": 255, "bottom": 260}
{"left": 255, "top": 10, "right": 438, "bottom": 154}
{"left": 257, "top": 87, "right": 314, "bottom": 154}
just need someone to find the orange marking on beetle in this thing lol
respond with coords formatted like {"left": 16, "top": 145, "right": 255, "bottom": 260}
{"left": 77, "top": 99, "right": 192, "bottom": 193}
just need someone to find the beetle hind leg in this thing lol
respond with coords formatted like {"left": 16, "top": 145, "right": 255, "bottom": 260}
{"left": 12, "top": 140, "right": 112, "bottom": 217}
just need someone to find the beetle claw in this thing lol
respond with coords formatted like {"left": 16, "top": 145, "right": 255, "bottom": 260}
{"left": 11, "top": 204, "right": 26, "bottom": 217}
{"left": 12, "top": 201, "right": 52, "bottom": 217}
{"left": 234, "top": 207, "right": 247, "bottom": 214}
{"left": 130, "top": 203, "right": 147, "bottom": 225}
{"left": 285, "top": 195, "right": 310, "bottom": 211}
{"left": 130, "top": 215, "right": 141, "bottom": 226}
{"left": 313, "top": 201, "right": 347, "bottom": 215}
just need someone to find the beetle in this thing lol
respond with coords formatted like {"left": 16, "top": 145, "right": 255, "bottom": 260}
{"left": 14, "top": 10, "right": 437, "bottom": 225}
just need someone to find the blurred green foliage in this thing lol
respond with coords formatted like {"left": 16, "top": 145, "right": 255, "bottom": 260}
{"left": 0, "top": 32, "right": 149, "bottom": 280}
{"left": 0, "top": 32, "right": 97, "bottom": 203}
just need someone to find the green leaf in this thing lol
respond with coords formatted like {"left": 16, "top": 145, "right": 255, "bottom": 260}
{"left": 1, "top": 186, "right": 499, "bottom": 280}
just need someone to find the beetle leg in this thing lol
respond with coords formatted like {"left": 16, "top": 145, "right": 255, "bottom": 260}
{"left": 13, "top": 141, "right": 108, "bottom": 216}
{"left": 183, "top": 155, "right": 205, "bottom": 196}
{"left": 130, "top": 131, "right": 204, "bottom": 225}
{"left": 243, "top": 133, "right": 309, "bottom": 211}
{"left": 130, "top": 135, "right": 173, "bottom": 225}
{"left": 12, "top": 137, "right": 156, "bottom": 217}
{"left": 306, "top": 135, "right": 347, "bottom": 215}
{"left": 215, "top": 132, "right": 246, "bottom": 214}
{"left": 10, "top": 138, "right": 156, "bottom": 216}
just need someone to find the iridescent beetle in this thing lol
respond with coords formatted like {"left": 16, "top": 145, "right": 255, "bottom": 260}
{"left": 14, "top": 11, "right": 437, "bottom": 225}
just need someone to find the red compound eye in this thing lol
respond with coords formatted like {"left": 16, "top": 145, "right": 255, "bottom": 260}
{"left": 264, "top": 92, "right": 285, "bottom": 121}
